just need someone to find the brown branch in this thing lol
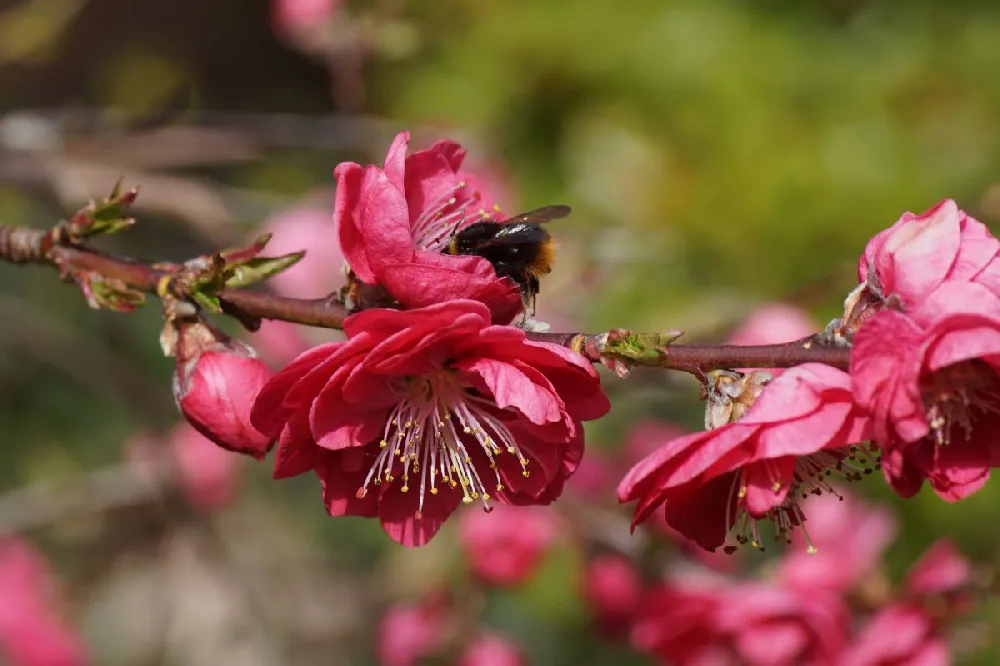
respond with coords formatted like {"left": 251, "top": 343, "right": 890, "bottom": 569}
{"left": 0, "top": 221, "right": 853, "bottom": 373}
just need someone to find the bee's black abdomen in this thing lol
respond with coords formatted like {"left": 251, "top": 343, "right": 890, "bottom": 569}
{"left": 447, "top": 218, "right": 553, "bottom": 313}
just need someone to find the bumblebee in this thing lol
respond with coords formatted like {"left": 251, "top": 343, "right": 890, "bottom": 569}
{"left": 445, "top": 205, "right": 571, "bottom": 312}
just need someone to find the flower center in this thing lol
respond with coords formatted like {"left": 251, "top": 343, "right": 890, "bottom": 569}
{"left": 411, "top": 180, "right": 502, "bottom": 252}
{"left": 355, "top": 371, "right": 530, "bottom": 518}
{"left": 921, "top": 361, "right": 1000, "bottom": 447}
{"left": 721, "top": 444, "right": 881, "bottom": 554}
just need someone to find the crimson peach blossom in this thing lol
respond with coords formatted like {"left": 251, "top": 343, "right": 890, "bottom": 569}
{"left": 335, "top": 131, "right": 522, "bottom": 323}
{"left": 618, "top": 363, "right": 873, "bottom": 552}
{"left": 250, "top": 299, "right": 609, "bottom": 546}
{"left": 851, "top": 282, "right": 1000, "bottom": 501}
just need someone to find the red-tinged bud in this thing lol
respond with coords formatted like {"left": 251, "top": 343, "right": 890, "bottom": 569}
{"left": 173, "top": 318, "right": 275, "bottom": 459}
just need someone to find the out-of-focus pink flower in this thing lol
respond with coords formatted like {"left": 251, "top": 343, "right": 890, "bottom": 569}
{"left": 174, "top": 321, "right": 275, "bottom": 460}
{"left": 630, "top": 576, "right": 729, "bottom": 665}
{"left": 728, "top": 303, "right": 818, "bottom": 379}
{"left": 457, "top": 633, "right": 524, "bottom": 666}
{"left": 168, "top": 423, "right": 241, "bottom": 511}
{"left": 728, "top": 304, "right": 817, "bottom": 346}
{"left": 618, "top": 364, "right": 872, "bottom": 552}
{"left": 0, "top": 537, "right": 87, "bottom": 666}
{"left": 839, "top": 605, "right": 949, "bottom": 666}
{"left": 258, "top": 205, "right": 346, "bottom": 299}
{"left": 246, "top": 205, "right": 345, "bottom": 365}
{"left": 778, "top": 492, "right": 897, "bottom": 593}
{"left": 335, "top": 131, "right": 521, "bottom": 323}
{"left": 376, "top": 598, "right": 447, "bottom": 666}
{"left": 567, "top": 448, "right": 616, "bottom": 496}
{"left": 719, "top": 583, "right": 849, "bottom": 666}
{"left": 904, "top": 540, "right": 971, "bottom": 601}
{"left": 247, "top": 319, "right": 314, "bottom": 367}
{"left": 458, "top": 504, "right": 558, "bottom": 586}
{"left": 251, "top": 300, "right": 609, "bottom": 546}
{"left": 271, "top": 0, "right": 340, "bottom": 34}
{"left": 569, "top": 421, "right": 688, "bottom": 499}
{"left": 851, "top": 282, "right": 1000, "bottom": 501}
{"left": 581, "top": 555, "right": 643, "bottom": 637}
{"left": 843, "top": 539, "right": 972, "bottom": 666}
{"left": 859, "top": 199, "right": 1000, "bottom": 308}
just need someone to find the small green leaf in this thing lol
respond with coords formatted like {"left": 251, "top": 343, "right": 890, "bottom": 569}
{"left": 191, "top": 290, "right": 222, "bottom": 313}
{"left": 224, "top": 252, "right": 305, "bottom": 288}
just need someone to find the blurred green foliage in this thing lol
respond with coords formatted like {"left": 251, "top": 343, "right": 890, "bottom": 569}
{"left": 2, "top": 0, "right": 1000, "bottom": 663}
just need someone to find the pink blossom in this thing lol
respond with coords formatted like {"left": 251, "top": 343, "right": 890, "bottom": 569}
{"left": 251, "top": 299, "right": 609, "bottom": 546}
{"left": 618, "top": 364, "right": 873, "bottom": 552}
{"left": 376, "top": 598, "right": 447, "bottom": 666}
{"left": 720, "top": 583, "right": 849, "bottom": 666}
{"left": 581, "top": 554, "right": 643, "bottom": 637}
{"left": 457, "top": 633, "right": 524, "bottom": 666}
{"left": 246, "top": 205, "right": 346, "bottom": 365}
{"left": 727, "top": 304, "right": 817, "bottom": 346}
{"left": 778, "top": 492, "right": 897, "bottom": 593}
{"left": 859, "top": 199, "right": 1000, "bottom": 308}
{"left": 841, "top": 540, "right": 972, "bottom": 666}
{"left": 257, "top": 205, "right": 346, "bottom": 299}
{"left": 851, "top": 282, "right": 1000, "bottom": 500}
{"left": 272, "top": 0, "right": 340, "bottom": 34}
{"left": 458, "top": 504, "right": 558, "bottom": 586}
{"left": 904, "top": 540, "right": 971, "bottom": 599}
{"left": 839, "top": 605, "right": 949, "bottom": 666}
{"left": 630, "top": 577, "right": 730, "bottom": 665}
{"left": 247, "top": 319, "right": 314, "bottom": 367}
{"left": 168, "top": 423, "right": 241, "bottom": 511}
{"left": 0, "top": 537, "right": 87, "bottom": 666}
{"left": 335, "top": 131, "right": 521, "bottom": 323}
{"left": 566, "top": 448, "right": 617, "bottom": 496}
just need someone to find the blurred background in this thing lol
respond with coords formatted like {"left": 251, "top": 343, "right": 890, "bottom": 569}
{"left": 1, "top": 0, "right": 1000, "bottom": 664}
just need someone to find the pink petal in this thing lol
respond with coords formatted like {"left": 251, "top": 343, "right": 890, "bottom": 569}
{"left": 755, "top": 402, "right": 853, "bottom": 458}
{"left": 740, "top": 457, "right": 795, "bottom": 516}
{"left": 382, "top": 130, "right": 409, "bottom": 192}
{"left": 378, "top": 486, "right": 463, "bottom": 547}
{"left": 359, "top": 165, "right": 416, "bottom": 273}
{"left": 883, "top": 199, "right": 962, "bottom": 304}
{"left": 403, "top": 139, "right": 468, "bottom": 227}
{"left": 457, "top": 358, "right": 563, "bottom": 425}
{"left": 333, "top": 161, "right": 372, "bottom": 281}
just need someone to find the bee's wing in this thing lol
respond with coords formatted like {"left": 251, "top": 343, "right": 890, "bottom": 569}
{"left": 476, "top": 223, "right": 551, "bottom": 248}
{"left": 501, "top": 205, "right": 571, "bottom": 226}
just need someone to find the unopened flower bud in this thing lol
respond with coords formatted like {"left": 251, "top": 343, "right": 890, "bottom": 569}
{"left": 173, "top": 318, "right": 274, "bottom": 459}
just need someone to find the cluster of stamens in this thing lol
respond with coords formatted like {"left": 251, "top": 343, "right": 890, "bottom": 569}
{"left": 355, "top": 372, "right": 530, "bottom": 519}
{"left": 922, "top": 361, "right": 1000, "bottom": 447}
{"left": 719, "top": 443, "right": 881, "bottom": 555}
{"left": 410, "top": 180, "right": 503, "bottom": 251}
